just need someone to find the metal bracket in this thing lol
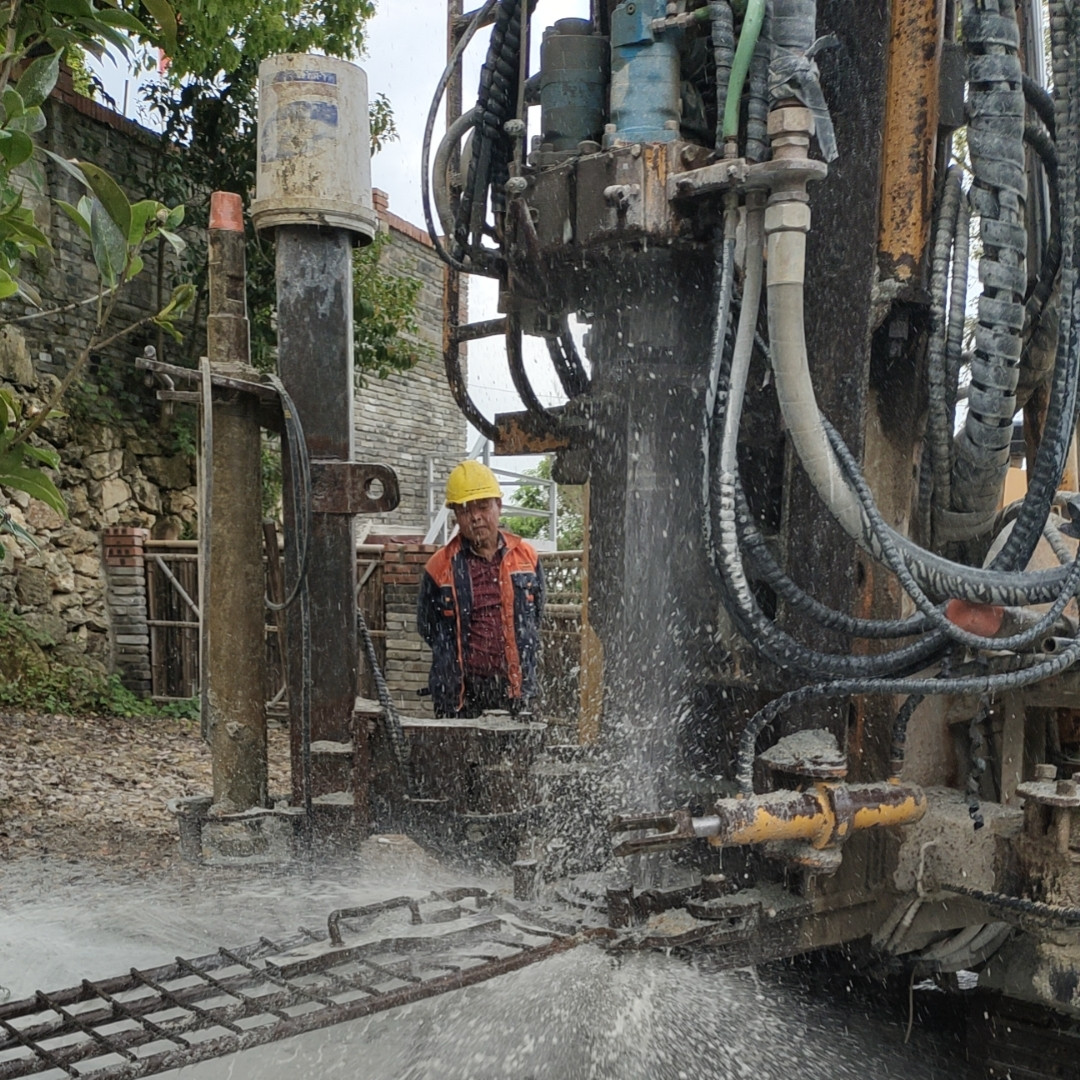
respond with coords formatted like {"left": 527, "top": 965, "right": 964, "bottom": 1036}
{"left": 309, "top": 462, "right": 400, "bottom": 515}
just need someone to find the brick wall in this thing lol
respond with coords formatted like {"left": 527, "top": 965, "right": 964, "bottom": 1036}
{"left": 355, "top": 192, "right": 467, "bottom": 537}
{"left": 380, "top": 541, "right": 438, "bottom": 716}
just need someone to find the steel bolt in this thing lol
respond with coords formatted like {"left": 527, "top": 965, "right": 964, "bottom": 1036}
{"left": 626, "top": 3, "right": 636, "bottom": 13}
{"left": 504, "top": 176, "right": 528, "bottom": 195}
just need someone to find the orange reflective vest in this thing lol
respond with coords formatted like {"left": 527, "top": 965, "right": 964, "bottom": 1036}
{"left": 417, "top": 531, "right": 545, "bottom": 716}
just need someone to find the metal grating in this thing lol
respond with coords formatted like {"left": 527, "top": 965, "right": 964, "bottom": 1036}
{"left": 0, "top": 890, "right": 585, "bottom": 1079}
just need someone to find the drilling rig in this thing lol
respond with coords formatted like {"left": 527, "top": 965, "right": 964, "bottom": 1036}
{"left": 421, "top": 0, "right": 1080, "bottom": 1063}
{"left": 9, "top": 3, "right": 1080, "bottom": 1076}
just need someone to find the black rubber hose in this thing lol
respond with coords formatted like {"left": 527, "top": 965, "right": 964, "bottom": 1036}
{"left": 947, "top": 0, "right": 1027, "bottom": 547}
{"left": 735, "top": 478, "right": 933, "bottom": 639}
{"left": 961, "top": 3, "right": 1080, "bottom": 577}
{"left": 705, "top": 212, "right": 951, "bottom": 676}
{"left": 744, "top": 0, "right": 772, "bottom": 163}
{"left": 421, "top": 0, "right": 500, "bottom": 274}
{"left": 456, "top": 0, "right": 523, "bottom": 263}
{"left": 1023, "top": 71, "right": 1056, "bottom": 139}
{"left": 546, "top": 319, "right": 590, "bottom": 399}
{"left": 827, "top": 417, "right": 1080, "bottom": 654}
{"left": 1023, "top": 122, "right": 1061, "bottom": 330}
{"left": 710, "top": 1, "right": 735, "bottom": 151}
{"left": 734, "top": 642, "right": 1080, "bottom": 795}
{"left": 506, "top": 311, "right": 561, "bottom": 433}
{"left": 923, "top": 168, "right": 964, "bottom": 538}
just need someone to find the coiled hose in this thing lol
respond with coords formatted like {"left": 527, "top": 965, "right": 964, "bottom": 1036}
{"left": 947, "top": 0, "right": 1029, "bottom": 546}
{"left": 455, "top": 0, "right": 525, "bottom": 264}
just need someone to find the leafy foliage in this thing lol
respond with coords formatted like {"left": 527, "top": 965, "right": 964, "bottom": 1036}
{"left": 0, "top": 0, "right": 191, "bottom": 538}
{"left": 354, "top": 230, "right": 422, "bottom": 380}
{"left": 501, "top": 457, "right": 585, "bottom": 549}
{"left": 0, "top": 601, "right": 186, "bottom": 717}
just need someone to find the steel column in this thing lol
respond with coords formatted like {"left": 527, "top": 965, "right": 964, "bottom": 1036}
{"left": 275, "top": 226, "right": 360, "bottom": 822}
{"left": 204, "top": 192, "right": 267, "bottom": 812}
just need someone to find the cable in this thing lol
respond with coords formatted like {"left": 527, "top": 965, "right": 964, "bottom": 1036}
{"left": 506, "top": 311, "right": 562, "bottom": 433}
{"left": 421, "top": 0, "right": 500, "bottom": 273}
{"left": 357, "top": 607, "right": 417, "bottom": 797}
{"left": 545, "top": 318, "right": 590, "bottom": 399}
{"left": 827, "top": 418, "right": 1080, "bottom": 654}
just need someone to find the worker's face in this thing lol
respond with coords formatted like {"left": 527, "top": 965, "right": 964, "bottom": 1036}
{"left": 454, "top": 497, "right": 502, "bottom": 552}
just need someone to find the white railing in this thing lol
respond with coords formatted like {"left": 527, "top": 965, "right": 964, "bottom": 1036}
{"left": 425, "top": 436, "right": 558, "bottom": 549}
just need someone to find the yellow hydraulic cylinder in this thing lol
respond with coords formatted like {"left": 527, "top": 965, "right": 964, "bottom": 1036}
{"left": 701, "top": 780, "right": 928, "bottom": 850}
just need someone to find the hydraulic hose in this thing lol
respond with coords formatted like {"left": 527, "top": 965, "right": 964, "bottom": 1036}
{"left": 506, "top": 311, "right": 561, "bottom": 433}
{"left": 457, "top": 0, "right": 525, "bottom": 263}
{"left": 723, "top": 0, "right": 767, "bottom": 145}
{"left": 734, "top": 640, "right": 1080, "bottom": 794}
{"left": 827, "top": 418, "right": 1080, "bottom": 655}
{"left": 710, "top": 2, "right": 735, "bottom": 150}
{"left": 744, "top": 0, "right": 771, "bottom": 163}
{"left": 432, "top": 106, "right": 480, "bottom": 241}
{"left": 706, "top": 200, "right": 950, "bottom": 676}
{"left": 546, "top": 318, "right": 590, "bottom": 399}
{"left": 421, "top": 0, "right": 500, "bottom": 273}
{"left": 948, "top": 0, "right": 1029, "bottom": 545}
{"left": 923, "top": 168, "right": 965, "bottom": 539}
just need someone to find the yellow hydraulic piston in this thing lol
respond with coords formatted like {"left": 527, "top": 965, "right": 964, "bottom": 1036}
{"left": 611, "top": 780, "right": 927, "bottom": 858}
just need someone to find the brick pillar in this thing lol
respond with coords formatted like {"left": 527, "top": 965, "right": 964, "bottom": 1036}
{"left": 103, "top": 527, "right": 151, "bottom": 696}
{"left": 381, "top": 542, "right": 438, "bottom": 716}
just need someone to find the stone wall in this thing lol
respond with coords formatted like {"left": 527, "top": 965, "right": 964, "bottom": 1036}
{"left": 0, "top": 78, "right": 196, "bottom": 673}
{"left": 356, "top": 192, "right": 467, "bottom": 537}
{"left": 0, "top": 86, "right": 467, "bottom": 690}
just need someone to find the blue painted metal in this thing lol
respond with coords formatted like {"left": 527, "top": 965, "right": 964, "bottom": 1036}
{"left": 606, "top": 0, "right": 682, "bottom": 146}
{"left": 539, "top": 18, "right": 609, "bottom": 153}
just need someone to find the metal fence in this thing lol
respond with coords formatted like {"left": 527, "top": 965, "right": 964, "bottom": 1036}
{"left": 142, "top": 544, "right": 583, "bottom": 720}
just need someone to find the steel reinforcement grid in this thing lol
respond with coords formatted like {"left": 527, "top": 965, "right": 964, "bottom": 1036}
{"left": 0, "top": 890, "right": 586, "bottom": 1079}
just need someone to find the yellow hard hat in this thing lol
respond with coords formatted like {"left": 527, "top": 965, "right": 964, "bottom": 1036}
{"left": 445, "top": 460, "right": 502, "bottom": 507}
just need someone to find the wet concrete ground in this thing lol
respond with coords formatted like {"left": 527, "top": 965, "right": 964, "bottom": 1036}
{"left": 1, "top": 843, "right": 972, "bottom": 1079}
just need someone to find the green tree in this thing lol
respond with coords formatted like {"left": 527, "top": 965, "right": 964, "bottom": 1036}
{"left": 139, "top": 0, "right": 414, "bottom": 381}
{"left": 0, "top": 0, "right": 190, "bottom": 547}
{"left": 502, "top": 457, "right": 584, "bottom": 550}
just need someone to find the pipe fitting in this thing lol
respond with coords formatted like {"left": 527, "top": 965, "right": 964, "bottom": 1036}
{"left": 764, "top": 200, "right": 811, "bottom": 235}
{"left": 767, "top": 105, "right": 813, "bottom": 137}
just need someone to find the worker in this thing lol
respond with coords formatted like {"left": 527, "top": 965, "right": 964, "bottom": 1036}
{"left": 417, "top": 460, "right": 545, "bottom": 718}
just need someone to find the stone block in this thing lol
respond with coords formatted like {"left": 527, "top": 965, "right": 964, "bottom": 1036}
{"left": 0, "top": 326, "right": 33, "bottom": 386}
{"left": 144, "top": 455, "right": 192, "bottom": 490}
{"left": 25, "top": 501, "right": 65, "bottom": 532}
{"left": 15, "top": 567, "right": 50, "bottom": 607}
{"left": 21, "top": 611, "right": 67, "bottom": 643}
{"left": 101, "top": 477, "right": 131, "bottom": 510}
{"left": 130, "top": 475, "right": 162, "bottom": 513}
{"left": 84, "top": 449, "right": 123, "bottom": 480}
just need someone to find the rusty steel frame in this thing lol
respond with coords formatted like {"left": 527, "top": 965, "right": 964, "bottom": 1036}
{"left": 0, "top": 893, "right": 588, "bottom": 1080}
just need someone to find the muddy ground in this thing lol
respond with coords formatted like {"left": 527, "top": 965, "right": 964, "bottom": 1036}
{"left": 0, "top": 709, "right": 292, "bottom": 865}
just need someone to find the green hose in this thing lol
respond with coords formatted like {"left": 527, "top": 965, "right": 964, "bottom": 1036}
{"left": 723, "top": 0, "right": 766, "bottom": 144}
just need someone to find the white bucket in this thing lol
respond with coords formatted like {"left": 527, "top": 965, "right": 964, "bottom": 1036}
{"left": 250, "top": 54, "right": 377, "bottom": 243}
